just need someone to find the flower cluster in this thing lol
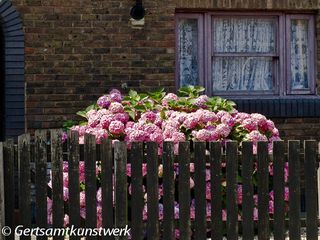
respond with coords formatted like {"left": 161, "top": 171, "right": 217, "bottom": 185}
{"left": 68, "top": 88, "right": 280, "bottom": 154}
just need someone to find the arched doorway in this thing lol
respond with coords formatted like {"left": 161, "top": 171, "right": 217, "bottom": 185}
{"left": 0, "top": 0, "right": 25, "bottom": 140}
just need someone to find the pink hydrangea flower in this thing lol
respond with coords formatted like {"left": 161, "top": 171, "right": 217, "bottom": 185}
{"left": 251, "top": 113, "right": 267, "bottom": 126}
{"left": 215, "top": 123, "right": 231, "bottom": 138}
{"left": 141, "top": 111, "right": 157, "bottom": 123}
{"left": 109, "top": 92, "right": 122, "bottom": 103}
{"left": 108, "top": 102, "right": 124, "bottom": 114}
{"left": 109, "top": 89, "right": 121, "bottom": 95}
{"left": 63, "top": 187, "right": 69, "bottom": 201}
{"left": 221, "top": 114, "right": 235, "bottom": 128}
{"left": 114, "top": 113, "right": 129, "bottom": 123}
{"left": 109, "top": 120, "right": 125, "bottom": 135}
{"left": 80, "top": 192, "right": 86, "bottom": 207}
{"left": 128, "top": 129, "right": 146, "bottom": 142}
{"left": 269, "top": 200, "right": 274, "bottom": 214}
{"left": 162, "top": 93, "right": 178, "bottom": 106}
{"left": 64, "top": 214, "right": 69, "bottom": 227}
{"left": 194, "top": 95, "right": 209, "bottom": 108}
{"left": 183, "top": 116, "right": 199, "bottom": 129}
{"left": 47, "top": 197, "right": 53, "bottom": 224}
{"left": 235, "top": 112, "right": 250, "bottom": 123}
{"left": 97, "top": 188, "right": 102, "bottom": 203}
{"left": 150, "top": 132, "right": 163, "bottom": 144}
{"left": 126, "top": 121, "right": 135, "bottom": 129}
{"left": 241, "top": 118, "right": 258, "bottom": 131}
{"left": 194, "top": 129, "right": 213, "bottom": 141}
{"left": 199, "top": 110, "right": 217, "bottom": 123}
{"left": 61, "top": 132, "right": 68, "bottom": 143}
{"left": 97, "top": 95, "right": 111, "bottom": 108}
{"left": 206, "top": 182, "right": 211, "bottom": 200}
{"left": 245, "top": 130, "right": 268, "bottom": 142}
{"left": 237, "top": 185, "right": 242, "bottom": 204}
{"left": 216, "top": 110, "right": 230, "bottom": 120}
{"left": 285, "top": 187, "right": 289, "bottom": 201}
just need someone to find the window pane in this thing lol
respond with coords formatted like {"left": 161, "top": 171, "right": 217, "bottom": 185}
{"left": 290, "top": 19, "right": 309, "bottom": 90}
{"left": 213, "top": 18, "right": 276, "bottom": 53}
{"left": 212, "top": 57, "right": 273, "bottom": 91}
{"left": 178, "top": 19, "right": 199, "bottom": 86}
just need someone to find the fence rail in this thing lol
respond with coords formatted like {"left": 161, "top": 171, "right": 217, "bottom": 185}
{"left": 0, "top": 129, "right": 319, "bottom": 240}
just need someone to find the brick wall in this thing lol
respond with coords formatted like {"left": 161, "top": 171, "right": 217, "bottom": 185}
{"left": 274, "top": 118, "right": 320, "bottom": 142}
{"left": 9, "top": 0, "right": 320, "bottom": 140}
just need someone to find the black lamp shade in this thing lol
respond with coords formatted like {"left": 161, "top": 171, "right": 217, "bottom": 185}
{"left": 130, "top": 4, "right": 145, "bottom": 20}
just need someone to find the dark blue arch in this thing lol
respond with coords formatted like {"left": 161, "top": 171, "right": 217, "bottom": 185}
{"left": 0, "top": 0, "right": 24, "bottom": 140}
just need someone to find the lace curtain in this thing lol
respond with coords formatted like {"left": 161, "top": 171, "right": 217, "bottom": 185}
{"left": 177, "top": 16, "right": 311, "bottom": 93}
{"left": 178, "top": 19, "right": 199, "bottom": 86}
{"left": 212, "top": 18, "right": 276, "bottom": 92}
{"left": 290, "top": 19, "right": 309, "bottom": 90}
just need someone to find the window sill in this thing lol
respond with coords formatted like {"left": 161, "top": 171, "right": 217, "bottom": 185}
{"left": 225, "top": 96, "right": 320, "bottom": 118}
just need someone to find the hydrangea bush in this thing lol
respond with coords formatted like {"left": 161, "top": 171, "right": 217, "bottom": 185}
{"left": 65, "top": 86, "right": 280, "bottom": 154}
{"left": 48, "top": 86, "right": 287, "bottom": 237}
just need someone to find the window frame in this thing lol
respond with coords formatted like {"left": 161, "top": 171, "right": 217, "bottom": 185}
{"left": 175, "top": 13, "right": 204, "bottom": 91}
{"left": 285, "top": 14, "right": 316, "bottom": 95}
{"left": 175, "top": 11, "right": 317, "bottom": 97}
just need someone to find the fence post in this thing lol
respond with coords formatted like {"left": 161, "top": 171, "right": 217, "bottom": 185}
{"left": 0, "top": 142, "right": 4, "bottom": 240}
{"left": 5, "top": 139, "right": 15, "bottom": 240}
{"left": 304, "top": 140, "right": 318, "bottom": 240}
{"left": 114, "top": 141, "right": 128, "bottom": 240}
{"left": 288, "top": 140, "right": 301, "bottom": 240}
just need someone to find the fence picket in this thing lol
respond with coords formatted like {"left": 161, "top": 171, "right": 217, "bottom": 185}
{"left": 194, "top": 141, "right": 207, "bottom": 240}
{"left": 178, "top": 142, "right": 191, "bottom": 240}
{"left": 68, "top": 131, "right": 80, "bottom": 240}
{"left": 257, "top": 141, "right": 269, "bottom": 240}
{"left": 226, "top": 141, "right": 238, "bottom": 240}
{"left": 146, "top": 142, "right": 159, "bottom": 239}
{"left": 34, "top": 130, "right": 48, "bottom": 239}
{"left": 0, "top": 142, "right": 4, "bottom": 240}
{"left": 18, "top": 134, "right": 31, "bottom": 239}
{"left": 18, "top": 135, "right": 31, "bottom": 240}
{"left": 3, "top": 140, "right": 15, "bottom": 240}
{"left": 273, "top": 141, "right": 285, "bottom": 240}
{"left": 210, "top": 141, "right": 222, "bottom": 240}
{"left": 163, "top": 142, "right": 174, "bottom": 240}
{"left": 304, "top": 140, "right": 318, "bottom": 240}
{"left": 84, "top": 134, "right": 97, "bottom": 239}
{"left": 130, "top": 142, "right": 144, "bottom": 240}
{"left": 114, "top": 141, "right": 128, "bottom": 240}
{"left": 288, "top": 140, "right": 301, "bottom": 240}
{"left": 242, "top": 141, "right": 254, "bottom": 240}
{"left": 100, "top": 138, "right": 114, "bottom": 240}
{"left": 51, "top": 130, "right": 64, "bottom": 240}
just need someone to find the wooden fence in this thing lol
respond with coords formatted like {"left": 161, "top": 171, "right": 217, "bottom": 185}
{"left": 0, "top": 129, "right": 319, "bottom": 240}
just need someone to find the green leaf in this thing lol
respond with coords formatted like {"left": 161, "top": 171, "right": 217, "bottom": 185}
{"left": 79, "top": 121, "right": 88, "bottom": 126}
{"left": 128, "top": 111, "right": 136, "bottom": 121}
{"left": 63, "top": 120, "right": 76, "bottom": 129}
{"left": 160, "top": 109, "right": 166, "bottom": 119}
{"left": 85, "top": 104, "right": 98, "bottom": 112}
{"left": 80, "top": 182, "right": 85, "bottom": 191}
{"left": 134, "top": 105, "right": 146, "bottom": 111}
{"left": 129, "top": 90, "right": 138, "bottom": 98}
{"left": 139, "top": 93, "right": 148, "bottom": 100}
{"left": 76, "top": 110, "right": 87, "bottom": 118}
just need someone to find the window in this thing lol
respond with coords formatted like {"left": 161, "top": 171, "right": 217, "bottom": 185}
{"left": 176, "top": 12, "right": 316, "bottom": 96}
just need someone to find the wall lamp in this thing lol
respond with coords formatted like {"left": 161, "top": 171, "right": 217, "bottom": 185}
{"left": 130, "top": 0, "right": 145, "bottom": 20}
